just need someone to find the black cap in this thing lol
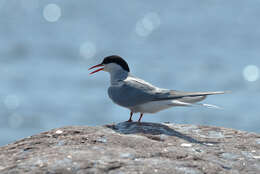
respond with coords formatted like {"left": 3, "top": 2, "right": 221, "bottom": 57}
{"left": 102, "top": 55, "right": 130, "bottom": 72}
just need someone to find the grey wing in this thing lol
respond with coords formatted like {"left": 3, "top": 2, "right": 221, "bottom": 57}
{"left": 108, "top": 79, "right": 158, "bottom": 107}
{"left": 108, "top": 76, "right": 225, "bottom": 107}
{"left": 153, "top": 90, "right": 225, "bottom": 101}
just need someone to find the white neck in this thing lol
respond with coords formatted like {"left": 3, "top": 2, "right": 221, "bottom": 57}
{"left": 103, "top": 63, "right": 129, "bottom": 85}
{"left": 109, "top": 69, "right": 129, "bottom": 85}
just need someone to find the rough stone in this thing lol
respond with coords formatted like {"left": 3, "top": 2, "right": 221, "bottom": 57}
{"left": 0, "top": 122, "right": 260, "bottom": 174}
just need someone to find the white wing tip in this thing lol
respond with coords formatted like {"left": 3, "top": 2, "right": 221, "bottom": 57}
{"left": 201, "top": 103, "right": 223, "bottom": 109}
{"left": 212, "top": 91, "right": 229, "bottom": 95}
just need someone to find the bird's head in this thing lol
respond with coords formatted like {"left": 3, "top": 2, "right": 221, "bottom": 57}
{"left": 89, "top": 55, "right": 130, "bottom": 74}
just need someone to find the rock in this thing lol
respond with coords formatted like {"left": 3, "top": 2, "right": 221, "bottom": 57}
{"left": 0, "top": 122, "right": 260, "bottom": 174}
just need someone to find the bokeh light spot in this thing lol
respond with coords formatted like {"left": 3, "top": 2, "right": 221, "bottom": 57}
{"left": 142, "top": 12, "right": 161, "bottom": 31}
{"left": 243, "top": 65, "right": 259, "bottom": 82}
{"left": 4, "top": 95, "right": 20, "bottom": 110}
{"left": 136, "top": 20, "right": 151, "bottom": 37}
{"left": 80, "top": 42, "right": 96, "bottom": 59}
{"left": 135, "top": 12, "right": 161, "bottom": 37}
{"left": 43, "top": 3, "right": 61, "bottom": 22}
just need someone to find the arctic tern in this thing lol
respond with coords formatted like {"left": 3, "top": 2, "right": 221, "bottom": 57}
{"left": 89, "top": 55, "right": 225, "bottom": 122}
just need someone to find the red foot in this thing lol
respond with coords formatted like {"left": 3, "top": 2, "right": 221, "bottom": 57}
{"left": 138, "top": 113, "right": 143, "bottom": 123}
{"left": 126, "top": 112, "right": 133, "bottom": 122}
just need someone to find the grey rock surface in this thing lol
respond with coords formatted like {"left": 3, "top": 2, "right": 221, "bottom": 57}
{"left": 0, "top": 122, "right": 260, "bottom": 174}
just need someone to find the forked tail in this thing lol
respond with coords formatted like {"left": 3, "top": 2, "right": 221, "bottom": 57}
{"left": 194, "top": 103, "right": 223, "bottom": 109}
{"left": 170, "top": 98, "right": 224, "bottom": 109}
{"left": 166, "top": 90, "right": 229, "bottom": 109}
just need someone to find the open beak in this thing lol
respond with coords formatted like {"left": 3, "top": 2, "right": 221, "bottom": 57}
{"left": 88, "top": 63, "right": 104, "bottom": 74}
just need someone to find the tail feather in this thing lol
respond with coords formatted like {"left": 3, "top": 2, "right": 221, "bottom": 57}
{"left": 170, "top": 100, "right": 223, "bottom": 109}
{"left": 178, "top": 96, "right": 206, "bottom": 103}
{"left": 195, "top": 103, "right": 223, "bottom": 109}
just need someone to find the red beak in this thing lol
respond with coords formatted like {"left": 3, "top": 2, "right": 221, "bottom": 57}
{"left": 88, "top": 64, "right": 104, "bottom": 74}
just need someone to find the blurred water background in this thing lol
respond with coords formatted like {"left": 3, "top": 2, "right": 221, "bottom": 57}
{"left": 0, "top": 0, "right": 259, "bottom": 146}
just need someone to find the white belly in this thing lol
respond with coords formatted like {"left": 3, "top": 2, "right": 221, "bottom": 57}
{"left": 130, "top": 100, "right": 189, "bottom": 113}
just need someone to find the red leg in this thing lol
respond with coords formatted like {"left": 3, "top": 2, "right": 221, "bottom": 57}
{"left": 127, "top": 112, "right": 133, "bottom": 122}
{"left": 138, "top": 113, "right": 143, "bottom": 123}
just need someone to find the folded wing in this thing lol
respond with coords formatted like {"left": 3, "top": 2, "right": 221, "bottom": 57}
{"left": 109, "top": 76, "right": 226, "bottom": 108}
{"left": 153, "top": 90, "right": 226, "bottom": 101}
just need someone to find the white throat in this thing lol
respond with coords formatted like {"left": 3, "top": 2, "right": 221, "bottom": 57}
{"left": 103, "top": 63, "right": 129, "bottom": 85}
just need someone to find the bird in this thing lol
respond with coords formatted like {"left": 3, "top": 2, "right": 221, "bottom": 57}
{"left": 89, "top": 55, "right": 225, "bottom": 122}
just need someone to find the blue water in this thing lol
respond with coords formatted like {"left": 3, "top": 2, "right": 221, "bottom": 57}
{"left": 0, "top": 0, "right": 259, "bottom": 146}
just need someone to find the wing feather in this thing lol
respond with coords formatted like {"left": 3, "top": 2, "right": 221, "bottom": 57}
{"left": 108, "top": 75, "right": 226, "bottom": 107}
{"left": 153, "top": 90, "right": 225, "bottom": 101}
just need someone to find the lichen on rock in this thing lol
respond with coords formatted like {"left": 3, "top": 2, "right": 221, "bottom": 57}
{"left": 0, "top": 122, "right": 259, "bottom": 174}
